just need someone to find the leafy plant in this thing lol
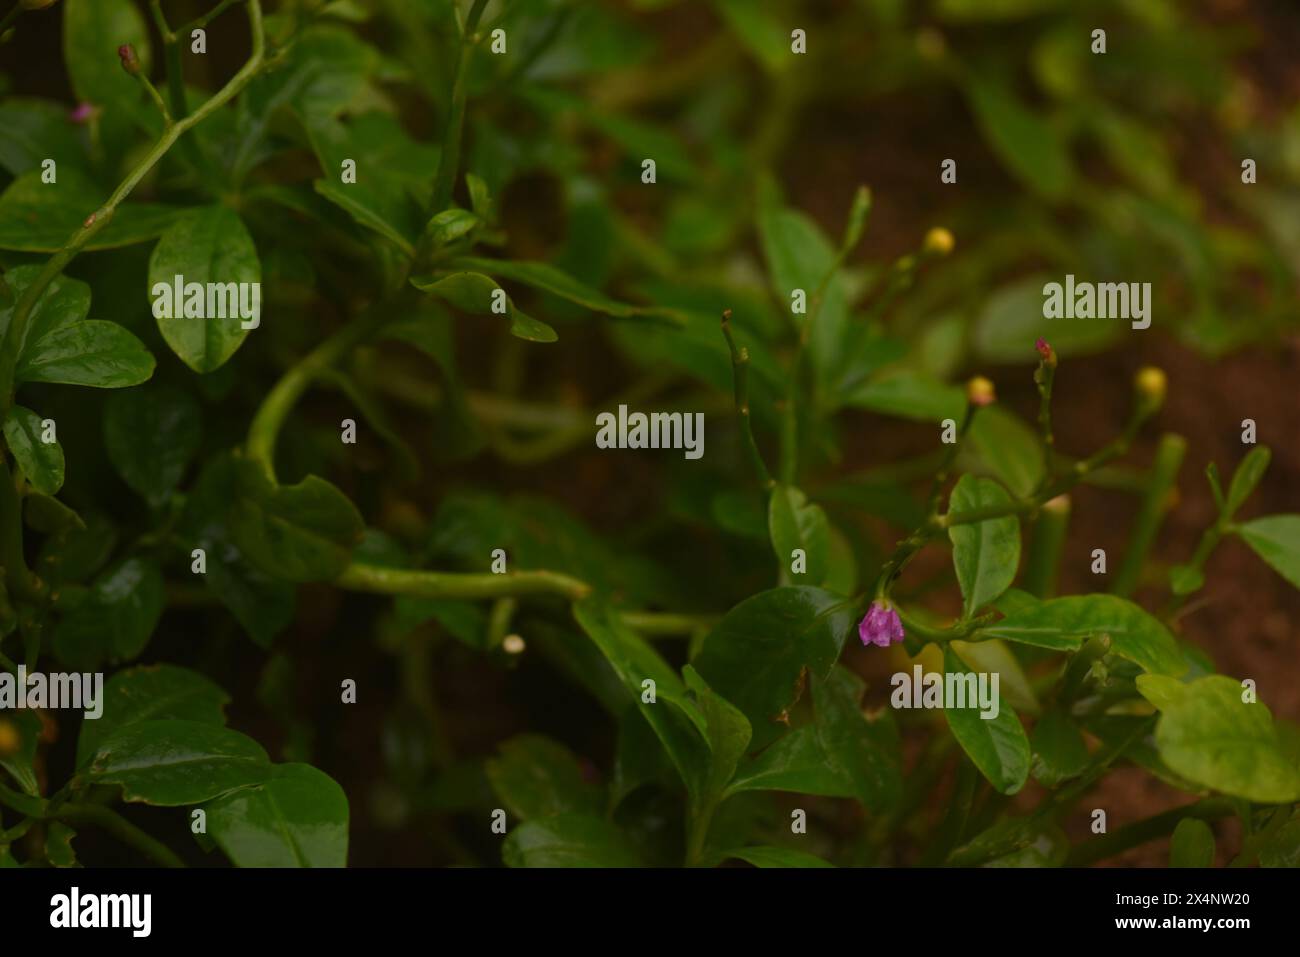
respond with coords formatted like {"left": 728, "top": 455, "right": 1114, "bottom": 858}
{"left": 0, "top": 0, "right": 1297, "bottom": 870}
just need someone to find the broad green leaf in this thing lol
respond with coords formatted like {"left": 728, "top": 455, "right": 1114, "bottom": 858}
{"left": 75, "top": 665, "right": 230, "bottom": 769}
{"left": 843, "top": 370, "right": 966, "bottom": 422}
{"left": 1237, "top": 515, "right": 1300, "bottom": 590}
{"left": 768, "top": 484, "right": 830, "bottom": 586}
{"left": 148, "top": 206, "right": 261, "bottom": 372}
{"left": 246, "top": 25, "right": 379, "bottom": 121}
{"left": 63, "top": 0, "right": 152, "bottom": 109}
{"left": 37, "top": 511, "right": 117, "bottom": 585}
{"left": 0, "top": 267, "right": 89, "bottom": 358}
{"left": 16, "top": 321, "right": 155, "bottom": 388}
{"left": 486, "top": 734, "right": 604, "bottom": 821}
{"left": 951, "top": 638, "right": 1039, "bottom": 715}
{"left": 942, "top": 648, "right": 1031, "bottom": 795}
{"left": 611, "top": 706, "right": 673, "bottom": 806}
{"left": 0, "top": 711, "right": 43, "bottom": 796}
{"left": 206, "top": 763, "right": 349, "bottom": 867}
{"left": 1029, "top": 708, "right": 1089, "bottom": 788}
{"left": 1260, "top": 811, "right": 1300, "bottom": 868}
{"left": 1137, "top": 674, "right": 1300, "bottom": 803}
{"left": 24, "top": 493, "right": 84, "bottom": 535}
{"left": 229, "top": 459, "right": 365, "bottom": 582}
{"left": 0, "top": 99, "right": 89, "bottom": 177}
{"left": 573, "top": 599, "right": 709, "bottom": 795}
{"left": 502, "top": 813, "right": 641, "bottom": 868}
{"left": 0, "top": 171, "right": 185, "bottom": 252}
{"left": 682, "top": 665, "right": 752, "bottom": 805}
{"left": 808, "top": 665, "right": 901, "bottom": 810}
{"left": 692, "top": 587, "right": 855, "bottom": 745}
{"left": 1170, "top": 818, "right": 1215, "bottom": 868}
{"left": 103, "top": 385, "right": 201, "bottom": 507}
{"left": 947, "top": 475, "right": 1020, "bottom": 616}
{"left": 727, "top": 725, "right": 857, "bottom": 799}
{"left": 425, "top": 208, "right": 479, "bottom": 247}
{"left": 713, "top": 0, "right": 788, "bottom": 72}
{"left": 965, "top": 72, "right": 1073, "bottom": 199}
{"left": 447, "top": 257, "right": 685, "bottom": 324}
{"left": 980, "top": 595, "right": 1186, "bottom": 675}
{"left": 722, "top": 846, "right": 834, "bottom": 868}
{"left": 411, "top": 271, "right": 557, "bottom": 343}
{"left": 3, "top": 405, "right": 64, "bottom": 495}
{"left": 84, "top": 719, "right": 271, "bottom": 806}
{"left": 974, "top": 275, "right": 1120, "bottom": 362}
{"left": 1225, "top": 446, "right": 1270, "bottom": 515}
{"left": 756, "top": 192, "right": 850, "bottom": 380}
{"left": 961, "top": 405, "right": 1045, "bottom": 498}
{"left": 182, "top": 454, "right": 296, "bottom": 647}
{"left": 51, "top": 557, "right": 164, "bottom": 667}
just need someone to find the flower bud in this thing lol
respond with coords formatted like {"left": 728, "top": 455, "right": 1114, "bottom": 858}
{"left": 118, "top": 44, "right": 140, "bottom": 76}
{"left": 966, "top": 375, "right": 996, "bottom": 407}
{"left": 68, "top": 101, "right": 96, "bottom": 124}
{"left": 858, "top": 600, "right": 905, "bottom": 648}
{"left": 1035, "top": 337, "right": 1056, "bottom": 367}
{"left": 0, "top": 719, "right": 19, "bottom": 758}
{"left": 923, "top": 226, "right": 954, "bottom": 257}
{"left": 1134, "top": 366, "right": 1167, "bottom": 411}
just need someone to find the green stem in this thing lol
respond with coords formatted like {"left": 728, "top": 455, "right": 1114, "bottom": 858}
{"left": 336, "top": 562, "right": 592, "bottom": 601}
{"left": 620, "top": 611, "right": 720, "bottom": 636}
{"left": 245, "top": 309, "right": 387, "bottom": 480}
{"left": 721, "top": 310, "right": 774, "bottom": 489}
{"left": 1023, "top": 494, "right": 1070, "bottom": 598}
{"left": 1065, "top": 798, "right": 1235, "bottom": 867}
{"left": 1111, "top": 433, "right": 1185, "bottom": 598}
{"left": 0, "top": 458, "right": 40, "bottom": 602}
{"left": 55, "top": 803, "right": 186, "bottom": 868}
{"left": 429, "top": 0, "right": 490, "bottom": 213}
{"left": 0, "top": 0, "right": 266, "bottom": 415}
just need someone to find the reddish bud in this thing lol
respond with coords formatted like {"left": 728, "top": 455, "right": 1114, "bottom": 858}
{"left": 118, "top": 44, "right": 140, "bottom": 76}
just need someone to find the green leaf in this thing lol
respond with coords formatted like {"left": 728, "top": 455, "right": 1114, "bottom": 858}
{"left": 842, "top": 370, "right": 966, "bottom": 422}
{"left": 948, "top": 474, "right": 1020, "bottom": 616}
{"left": 0, "top": 711, "right": 43, "bottom": 796}
{"left": 84, "top": 719, "right": 271, "bottom": 806}
{"left": 1170, "top": 818, "right": 1216, "bottom": 868}
{"left": 44, "top": 822, "right": 77, "bottom": 868}
{"left": 768, "top": 484, "right": 830, "bottom": 586}
{"left": 951, "top": 637, "right": 1039, "bottom": 715}
{"left": 0, "top": 99, "right": 89, "bottom": 177}
{"left": 51, "top": 557, "right": 165, "bottom": 667}
{"left": 16, "top": 321, "right": 154, "bottom": 388}
{"left": 3, "top": 405, "right": 64, "bottom": 495}
{"left": 1260, "top": 811, "right": 1300, "bottom": 867}
{"left": 0, "top": 267, "right": 89, "bottom": 357}
{"left": 961, "top": 405, "right": 1045, "bottom": 498}
{"left": 965, "top": 72, "right": 1073, "bottom": 199}
{"left": 24, "top": 493, "right": 84, "bottom": 535}
{"left": 0, "top": 171, "right": 185, "bottom": 252}
{"left": 572, "top": 598, "right": 708, "bottom": 796}
{"left": 103, "top": 385, "right": 201, "bottom": 507}
{"left": 1225, "top": 447, "right": 1271, "bottom": 516}
{"left": 63, "top": 0, "right": 152, "bottom": 109}
{"left": 229, "top": 459, "right": 365, "bottom": 582}
{"left": 682, "top": 665, "right": 752, "bottom": 805}
{"left": 75, "top": 665, "right": 230, "bottom": 770}
{"left": 722, "top": 846, "right": 834, "bottom": 868}
{"left": 1029, "top": 708, "right": 1089, "bottom": 788}
{"left": 712, "top": 0, "right": 788, "bottom": 72}
{"left": 502, "top": 813, "right": 642, "bottom": 868}
{"left": 206, "top": 763, "right": 349, "bottom": 867}
{"left": 410, "top": 271, "right": 557, "bottom": 343}
{"left": 425, "top": 208, "right": 479, "bottom": 247}
{"left": 447, "top": 257, "right": 685, "bottom": 324}
{"left": 486, "top": 734, "right": 604, "bottom": 821}
{"left": 1237, "top": 515, "right": 1300, "bottom": 590}
{"left": 979, "top": 595, "right": 1187, "bottom": 675}
{"left": 148, "top": 206, "right": 261, "bottom": 373}
{"left": 786, "top": 665, "right": 901, "bottom": 810}
{"left": 1137, "top": 674, "right": 1300, "bottom": 803}
{"left": 692, "top": 587, "right": 855, "bottom": 744}
{"left": 974, "top": 275, "right": 1120, "bottom": 363}
{"left": 942, "top": 648, "right": 1032, "bottom": 795}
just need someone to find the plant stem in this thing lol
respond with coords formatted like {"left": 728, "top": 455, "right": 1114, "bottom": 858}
{"left": 1065, "top": 798, "right": 1235, "bottom": 867}
{"left": 245, "top": 309, "right": 388, "bottom": 480}
{"left": 0, "top": 458, "right": 40, "bottom": 602}
{"left": 337, "top": 562, "right": 592, "bottom": 601}
{"left": 429, "top": 0, "right": 490, "bottom": 213}
{"left": 0, "top": 0, "right": 266, "bottom": 415}
{"left": 620, "top": 611, "right": 720, "bottom": 636}
{"left": 1111, "top": 433, "right": 1185, "bottom": 598}
{"left": 721, "top": 310, "right": 774, "bottom": 489}
{"left": 55, "top": 803, "right": 186, "bottom": 868}
{"left": 1023, "top": 494, "right": 1070, "bottom": 598}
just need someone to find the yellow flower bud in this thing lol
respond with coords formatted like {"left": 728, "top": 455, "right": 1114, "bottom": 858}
{"left": 0, "top": 720, "right": 20, "bottom": 759}
{"left": 967, "top": 375, "right": 996, "bottom": 407}
{"left": 923, "top": 227, "right": 954, "bottom": 257}
{"left": 1135, "top": 366, "right": 1167, "bottom": 407}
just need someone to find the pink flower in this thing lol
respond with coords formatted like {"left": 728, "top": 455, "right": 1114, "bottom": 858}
{"left": 858, "top": 600, "right": 905, "bottom": 648}
{"left": 68, "top": 102, "right": 96, "bottom": 124}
